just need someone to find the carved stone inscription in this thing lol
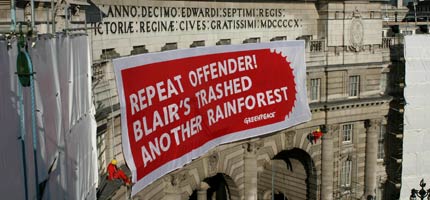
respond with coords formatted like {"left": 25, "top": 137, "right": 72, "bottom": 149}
{"left": 90, "top": 4, "right": 304, "bottom": 35}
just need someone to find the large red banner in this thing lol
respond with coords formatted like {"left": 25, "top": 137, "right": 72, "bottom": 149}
{"left": 113, "top": 41, "right": 311, "bottom": 195}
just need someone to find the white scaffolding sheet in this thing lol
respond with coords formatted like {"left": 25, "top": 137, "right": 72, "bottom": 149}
{"left": 0, "top": 34, "right": 97, "bottom": 200}
{"left": 401, "top": 35, "right": 430, "bottom": 199}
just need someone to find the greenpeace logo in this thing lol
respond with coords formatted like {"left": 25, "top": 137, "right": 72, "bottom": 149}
{"left": 244, "top": 112, "right": 276, "bottom": 124}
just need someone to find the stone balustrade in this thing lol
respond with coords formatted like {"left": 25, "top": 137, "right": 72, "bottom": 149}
{"left": 382, "top": 37, "right": 393, "bottom": 49}
{"left": 309, "top": 39, "right": 325, "bottom": 53}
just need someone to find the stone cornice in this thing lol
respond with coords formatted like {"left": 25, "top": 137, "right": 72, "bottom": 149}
{"left": 307, "top": 61, "right": 391, "bottom": 71}
{"left": 309, "top": 95, "right": 392, "bottom": 112}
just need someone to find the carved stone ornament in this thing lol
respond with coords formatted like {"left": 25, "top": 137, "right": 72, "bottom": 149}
{"left": 365, "top": 119, "right": 382, "bottom": 132}
{"left": 349, "top": 8, "right": 364, "bottom": 52}
{"left": 325, "top": 124, "right": 339, "bottom": 138}
{"left": 328, "top": 124, "right": 339, "bottom": 133}
{"left": 199, "top": 182, "right": 210, "bottom": 190}
{"left": 242, "top": 141, "right": 263, "bottom": 155}
{"left": 163, "top": 172, "right": 187, "bottom": 193}
{"left": 208, "top": 152, "right": 219, "bottom": 175}
{"left": 285, "top": 131, "right": 295, "bottom": 148}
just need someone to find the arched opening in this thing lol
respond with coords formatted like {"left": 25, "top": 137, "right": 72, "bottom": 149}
{"left": 189, "top": 173, "right": 240, "bottom": 200}
{"left": 259, "top": 148, "right": 317, "bottom": 200}
{"left": 274, "top": 191, "right": 288, "bottom": 200}
{"left": 205, "top": 173, "right": 231, "bottom": 200}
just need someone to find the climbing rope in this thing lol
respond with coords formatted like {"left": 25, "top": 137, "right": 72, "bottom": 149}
{"left": 97, "top": 6, "right": 116, "bottom": 164}
{"left": 272, "top": 160, "right": 275, "bottom": 200}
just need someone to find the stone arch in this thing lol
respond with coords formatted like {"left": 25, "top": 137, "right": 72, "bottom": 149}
{"left": 188, "top": 173, "right": 240, "bottom": 200}
{"left": 259, "top": 148, "right": 317, "bottom": 200}
{"left": 273, "top": 192, "right": 289, "bottom": 200}
{"left": 263, "top": 190, "right": 272, "bottom": 200}
{"left": 262, "top": 189, "right": 290, "bottom": 200}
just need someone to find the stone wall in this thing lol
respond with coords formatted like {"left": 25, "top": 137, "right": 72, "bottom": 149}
{"left": 89, "top": 0, "right": 319, "bottom": 61}
{"left": 89, "top": 0, "right": 392, "bottom": 199}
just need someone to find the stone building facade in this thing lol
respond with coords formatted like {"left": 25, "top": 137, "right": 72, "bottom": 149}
{"left": 88, "top": 1, "right": 392, "bottom": 199}
{"left": 0, "top": 0, "right": 403, "bottom": 199}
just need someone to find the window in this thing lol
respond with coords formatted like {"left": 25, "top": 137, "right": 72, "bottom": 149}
{"left": 243, "top": 37, "right": 261, "bottom": 44}
{"left": 131, "top": 45, "right": 148, "bottom": 55}
{"left": 101, "top": 48, "right": 120, "bottom": 59}
{"left": 161, "top": 42, "right": 178, "bottom": 51}
{"left": 349, "top": 75, "right": 360, "bottom": 97}
{"left": 270, "top": 36, "right": 287, "bottom": 41}
{"left": 310, "top": 78, "right": 321, "bottom": 101}
{"left": 378, "top": 125, "right": 386, "bottom": 160}
{"left": 92, "top": 64, "right": 104, "bottom": 82}
{"left": 190, "top": 40, "right": 205, "bottom": 48}
{"left": 403, "top": 30, "right": 413, "bottom": 36}
{"left": 341, "top": 159, "right": 352, "bottom": 187}
{"left": 216, "top": 39, "right": 231, "bottom": 45}
{"left": 342, "top": 124, "right": 353, "bottom": 143}
{"left": 380, "top": 73, "right": 387, "bottom": 95}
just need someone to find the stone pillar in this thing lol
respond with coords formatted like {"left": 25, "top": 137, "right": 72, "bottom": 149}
{"left": 242, "top": 142, "right": 261, "bottom": 200}
{"left": 397, "top": 0, "right": 403, "bottom": 8}
{"left": 197, "top": 182, "right": 210, "bottom": 200}
{"left": 105, "top": 119, "right": 114, "bottom": 164}
{"left": 364, "top": 119, "right": 381, "bottom": 199}
{"left": 321, "top": 124, "right": 337, "bottom": 200}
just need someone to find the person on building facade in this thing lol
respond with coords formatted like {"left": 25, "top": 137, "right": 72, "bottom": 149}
{"left": 107, "top": 159, "right": 131, "bottom": 186}
{"left": 307, "top": 128, "right": 323, "bottom": 144}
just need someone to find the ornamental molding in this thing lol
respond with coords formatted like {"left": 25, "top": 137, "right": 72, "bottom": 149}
{"left": 242, "top": 141, "right": 263, "bottom": 155}
{"left": 208, "top": 152, "right": 219, "bottom": 175}
{"left": 349, "top": 8, "right": 364, "bottom": 52}
{"left": 163, "top": 171, "right": 187, "bottom": 193}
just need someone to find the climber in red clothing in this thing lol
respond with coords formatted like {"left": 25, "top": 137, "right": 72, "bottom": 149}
{"left": 312, "top": 128, "right": 323, "bottom": 144}
{"left": 307, "top": 127, "right": 324, "bottom": 144}
{"left": 107, "top": 159, "right": 131, "bottom": 186}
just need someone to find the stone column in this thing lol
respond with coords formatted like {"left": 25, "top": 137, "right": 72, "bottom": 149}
{"left": 321, "top": 124, "right": 337, "bottom": 200}
{"left": 243, "top": 142, "right": 261, "bottom": 200}
{"left": 397, "top": 0, "right": 403, "bottom": 8}
{"left": 364, "top": 119, "right": 381, "bottom": 199}
{"left": 197, "top": 182, "right": 210, "bottom": 200}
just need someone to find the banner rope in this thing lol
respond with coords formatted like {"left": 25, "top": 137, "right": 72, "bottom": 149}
{"left": 97, "top": 6, "right": 117, "bottom": 164}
